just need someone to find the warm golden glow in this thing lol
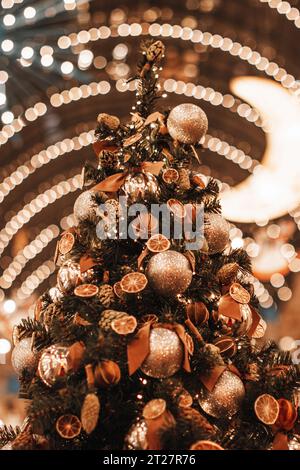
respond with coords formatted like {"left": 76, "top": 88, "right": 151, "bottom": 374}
{"left": 221, "top": 76, "right": 300, "bottom": 223}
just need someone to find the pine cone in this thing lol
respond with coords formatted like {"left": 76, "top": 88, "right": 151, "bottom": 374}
{"left": 177, "top": 168, "right": 191, "bottom": 190}
{"left": 99, "top": 150, "right": 119, "bottom": 170}
{"left": 98, "top": 284, "right": 115, "bottom": 308}
{"left": 41, "top": 303, "right": 63, "bottom": 325}
{"left": 81, "top": 393, "right": 100, "bottom": 434}
{"left": 179, "top": 407, "right": 214, "bottom": 433}
{"left": 98, "top": 310, "right": 128, "bottom": 331}
{"left": 97, "top": 113, "right": 120, "bottom": 131}
{"left": 11, "top": 428, "right": 35, "bottom": 450}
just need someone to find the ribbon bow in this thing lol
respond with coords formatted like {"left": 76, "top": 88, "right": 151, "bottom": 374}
{"left": 127, "top": 321, "right": 192, "bottom": 376}
{"left": 92, "top": 161, "right": 164, "bottom": 193}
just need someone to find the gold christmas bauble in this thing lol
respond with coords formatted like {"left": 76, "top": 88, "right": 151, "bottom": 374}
{"left": 125, "top": 419, "right": 148, "bottom": 450}
{"left": 57, "top": 260, "right": 81, "bottom": 293}
{"left": 11, "top": 337, "right": 39, "bottom": 376}
{"left": 38, "top": 345, "right": 71, "bottom": 387}
{"left": 219, "top": 304, "right": 253, "bottom": 337}
{"left": 122, "top": 172, "right": 160, "bottom": 203}
{"left": 198, "top": 370, "right": 245, "bottom": 418}
{"left": 73, "top": 190, "right": 107, "bottom": 223}
{"left": 167, "top": 103, "right": 208, "bottom": 144}
{"left": 48, "top": 286, "right": 63, "bottom": 303}
{"left": 203, "top": 213, "right": 230, "bottom": 254}
{"left": 146, "top": 250, "right": 192, "bottom": 297}
{"left": 140, "top": 327, "right": 184, "bottom": 378}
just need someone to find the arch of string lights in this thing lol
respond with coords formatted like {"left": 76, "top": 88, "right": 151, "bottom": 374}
{"left": 1, "top": 13, "right": 299, "bottom": 307}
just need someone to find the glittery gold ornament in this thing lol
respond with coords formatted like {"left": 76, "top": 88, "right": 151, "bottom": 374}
{"left": 48, "top": 286, "right": 63, "bottom": 303}
{"left": 125, "top": 419, "right": 148, "bottom": 450}
{"left": 11, "top": 337, "right": 39, "bottom": 377}
{"left": 57, "top": 260, "right": 81, "bottom": 293}
{"left": 198, "top": 370, "right": 245, "bottom": 418}
{"left": 203, "top": 213, "right": 230, "bottom": 254}
{"left": 122, "top": 172, "right": 160, "bottom": 203}
{"left": 38, "top": 345, "right": 71, "bottom": 387}
{"left": 140, "top": 327, "right": 184, "bottom": 378}
{"left": 146, "top": 40, "right": 165, "bottom": 62}
{"left": 288, "top": 435, "right": 300, "bottom": 450}
{"left": 73, "top": 190, "right": 107, "bottom": 223}
{"left": 97, "top": 113, "right": 120, "bottom": 131}
{"left": 146, "top": 250, "right": 192, "bottom": 297}
{"left": 167, "top": 103, "right": 208, "bottom": 144}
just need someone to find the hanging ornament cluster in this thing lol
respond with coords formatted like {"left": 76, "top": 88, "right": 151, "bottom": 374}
{"left": 167, "top": 103, "right": 208, "bottom": 144}
{"left": 146, "top": 250, "right": 193, "bottom": 297}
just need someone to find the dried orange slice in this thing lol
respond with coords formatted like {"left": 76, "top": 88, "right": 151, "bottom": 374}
{"left": 162, "top": 168, "right": 179, "bottom": 184}
{"left": 59, "top": 232, "right": 75, "bottom": 255}
{"left": 167, "top": 199, "right": 186, "bottom": 219}
{"left": 111, "top": 315, "right": 137, "bottom": 335}
{"left": 190, "top": 440, "right": 224, "bottom": 450}
{"left": 229, "top": 283, "right": 251, "bottom": 304}
{"left": 113, "top": 281, "right": 126, "bottom": 299}
{"left": 56, "top": 414, "right": 81, "bottom": 439}
{"left": 254, "top": 394, "right": 280, "bottom": 425}
{"left": 120, "top": 272, "right": 148, "bottom": 293}
{"left": 74, "top": 283, "right": 99, "bottom": 297}
{"left": 276, "top": 398, "right": 297, "bottom": 431}
{"left": 143, "top": 399, "right": 166, "bottom": 420}
{"left": 146, "top": 234, "right": 170, "bottom": 253}
{"left": 141, "top": 313, "right": 159, "bottom": 324}
{"left": 252, "top": 318, "right": 267, "bottom": 339}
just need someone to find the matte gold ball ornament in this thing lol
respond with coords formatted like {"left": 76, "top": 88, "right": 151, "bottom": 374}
{"left": 140, "top": 327, "right": 184, "bottom": 378}
{"left": 198, "top": 370, "right": 245, "bottom": 418}
{"left": 167, "top": 103, "right": 208, "bottom": 144}
{"left": 146, "top": 250, "right": 193, "bottom": 297}
{"left": 122, "top": 172, "right": 160, "bottom": 203}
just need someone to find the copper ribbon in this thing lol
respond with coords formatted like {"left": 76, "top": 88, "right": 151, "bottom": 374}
{"left": 92, "top": 161, "right": 164, "bottom": 193}
{"left": 127, "top": 321, "right": 192, "bottom": 376}
{"left": 272, "top": 432, "right": 289, "bottom": 450}
{"left": 145, "top": 411, "right": 176, "bottom": 450}
{"left": 199, "top": 364, "right": 242, "bottom": 392}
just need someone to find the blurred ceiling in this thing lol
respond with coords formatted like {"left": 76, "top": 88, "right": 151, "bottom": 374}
{"left": 1, "top": 0, "right": 300, "bottom": 312}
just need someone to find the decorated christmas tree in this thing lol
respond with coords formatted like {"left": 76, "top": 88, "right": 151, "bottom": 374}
{"left": 2, "top": 41, "right": 300, "bottom": 451}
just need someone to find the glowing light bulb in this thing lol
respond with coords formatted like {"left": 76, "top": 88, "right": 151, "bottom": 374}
{"left": 21, "top": 46, "right": 34, "bottom": 60}
{"left": 3, "top": 14, "right": 15, "bottom": 26}
{"left": 3, "top": 298, "right": 16, "bottom": 314}
{"left": 1, "top": 39, "right": 14, "bottom": 52}
{"left": 0, "top": 339, "right": 11, "bottom": 354}
{"left": 1, "top": 111, "right": 14, "bottom": 124}
{"left": 24, "top": 6, "right": 36, "bottom": 19}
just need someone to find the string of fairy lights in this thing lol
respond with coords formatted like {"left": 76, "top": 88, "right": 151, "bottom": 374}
{"left": 1, "top": 6, "right": 300, "bottom": 313}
